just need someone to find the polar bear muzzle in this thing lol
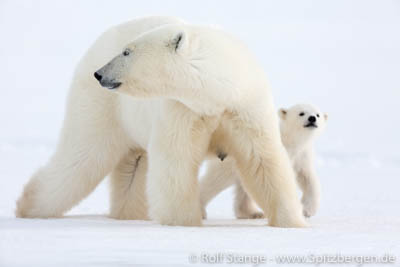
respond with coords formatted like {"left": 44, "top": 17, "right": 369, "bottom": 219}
{"left": 94, "top": 70, "right": 122, "bottom": 90}
{"left": 94, "top": 56, "right": 124, "bottom": 90}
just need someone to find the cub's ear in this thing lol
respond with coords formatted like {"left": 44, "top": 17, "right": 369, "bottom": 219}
{"left": 278, "top": 108, "right": 287, "bottom": 120}
{"left": 169, "top": 31, "right": 186, "bottom": 52}
{"left": 324, "top": 113, "right": 328, "bottom": 121}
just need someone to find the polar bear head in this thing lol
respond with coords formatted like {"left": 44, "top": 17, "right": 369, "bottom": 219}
{"left": 94, "top": 24, "right": 264, "bottom": 115}
{"left": 279, "top": 104, "right": 327, "bottom": 143}
{"left": 94, "top": 24, "right": 189, "bottom": 95}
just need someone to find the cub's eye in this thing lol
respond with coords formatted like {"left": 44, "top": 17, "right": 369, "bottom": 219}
{"left": 316, "top": 114, "right": 320, "bottom": 118}
{"left": 299, "top": 112, "right": 305, "bottom": 116}
{"left": 123, "top": 49, "right": 130, "bottom": 56}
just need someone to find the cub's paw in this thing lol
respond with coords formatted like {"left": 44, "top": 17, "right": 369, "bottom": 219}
{"left": 302, "top": 197, "right": 318, "bottom": 218}
{"left": 201, "top": 207, "right": 208, "bottom": 219}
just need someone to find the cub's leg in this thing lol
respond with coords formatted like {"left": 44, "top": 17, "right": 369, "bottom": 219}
{"left": 199, "top": 157, "right": 236, "bottom": 219}
{"left": 296, "top": 168, "right": 320, "bottom": 217}
{"left": 147, "top": 100, "right": 219, "bottom": 226}
{"left": 234, "top": 182, "right": 264, "bottom": 219}
{"left": 109, "top": 150, "right": 149, "bottom": 220}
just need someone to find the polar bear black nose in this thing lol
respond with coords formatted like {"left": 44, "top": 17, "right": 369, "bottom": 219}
{"left": 94, "top": 72, "right": 102, "bottom": 82}
{"left": 308, "top": 116, "right": 316, "bottom": 123}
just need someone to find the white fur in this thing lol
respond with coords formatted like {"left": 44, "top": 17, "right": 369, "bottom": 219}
{"left": 200, "top": 104, "right": 327, "bottom": 219}
{"left": 109, "top": 149, "right": 148, "bottom": 220}
{"left": 16, "top": 16, "right": 306, "bottom": 227}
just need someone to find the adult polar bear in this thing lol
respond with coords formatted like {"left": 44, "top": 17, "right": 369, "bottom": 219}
{"left": 16, "top": 16, "right": 306, "bottom": 227}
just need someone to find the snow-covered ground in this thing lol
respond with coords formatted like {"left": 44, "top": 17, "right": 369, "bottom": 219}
{"left": 1, "top": 0, "right": 399, "bottom": 266}
{"left": 1, "top": 145, "right": 399, "bottom": 266}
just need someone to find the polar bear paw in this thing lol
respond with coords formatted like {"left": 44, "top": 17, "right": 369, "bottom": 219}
{"left": 249, "top": 211, "right": 265, "bottom": 219}
{"left": 235, "top": 209, "right": 265, "bottom": 219}
{"left": 302, "top": 196, "right": 318, "bottom": 218}
{"left": 201, "top": 207, "right": 208, "bottom": 219}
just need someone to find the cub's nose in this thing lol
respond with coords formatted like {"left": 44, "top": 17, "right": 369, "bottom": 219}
{"left": 308, "top": 116, "right": 316, "bottom": 123}
{"left": 94, "top": 72, "right": 102, "bottom": 82}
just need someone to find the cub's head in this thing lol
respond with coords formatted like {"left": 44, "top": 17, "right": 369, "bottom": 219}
{"left": 279, "top": 104, "right": 328, "bottom": 140}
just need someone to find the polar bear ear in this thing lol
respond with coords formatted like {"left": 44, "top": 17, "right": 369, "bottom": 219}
{"left": 169, "top": 32, "right": 186, "bottom": 53}
{"left": 324, "top": 113, "right": 328, "bottom": 121}
{"left": 278, "top": 108, "right": 287, "bottom": 120}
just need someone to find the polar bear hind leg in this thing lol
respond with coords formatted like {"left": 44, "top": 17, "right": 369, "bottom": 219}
{"left": 16, "top": 88, "right": 129, "bottom": 218}
{"left": 15, "top": 133, "right": 128, "bottom": 218}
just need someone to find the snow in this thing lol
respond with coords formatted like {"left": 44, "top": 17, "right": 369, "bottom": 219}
{"left": 0, "top": 0, "right": 399, "bottom": 266}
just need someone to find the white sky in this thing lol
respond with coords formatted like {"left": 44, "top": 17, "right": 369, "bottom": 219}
{"left": 0, "top": 0, "right": 399, "bottom": 159}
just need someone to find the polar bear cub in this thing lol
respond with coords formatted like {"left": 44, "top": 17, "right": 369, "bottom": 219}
{"left": 200, "top": 104, "right": 327, "bottom": 219}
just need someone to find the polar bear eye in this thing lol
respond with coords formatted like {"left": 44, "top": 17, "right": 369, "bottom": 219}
{"left": 123, "top": 49, "right": 130, "bottom": 56}
{"left": 316, "top": 114, "right": 320, "bottom": 118}
{"left": 299, "top": 112, "right": 305, "bottom": 116}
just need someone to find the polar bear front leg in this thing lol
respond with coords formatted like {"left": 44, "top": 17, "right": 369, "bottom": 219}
{"left": 109, "top": 150, "right": 149, "bottom": 220}
{"left": 297, "top": 168, "right": 321, "bottom": 218}
{"left": 226, "top": 116, "right": 307, "bottom": 228}
{"left": 147, "top": 101, "right": 218, "bottom": 226}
